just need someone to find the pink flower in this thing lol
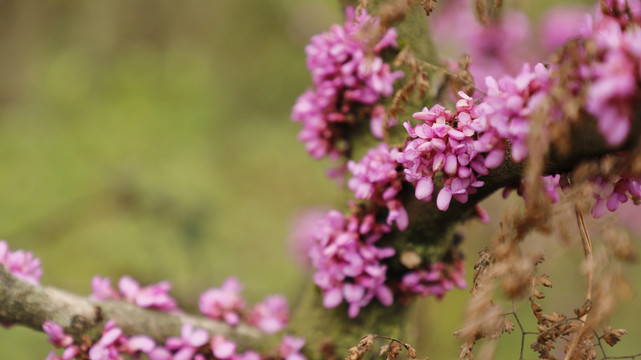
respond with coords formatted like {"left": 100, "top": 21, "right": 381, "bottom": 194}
{"left": 165, "top": 323, "right": 210, "bottom": 360}
{"left": 247, "top": 295, "right": 289, "bottom": 334}
{"left": 118, "top": 276, "right": 178, "bottom": 312}
{"left": 287, "top": 209, "right": 328, "bottom": 270}
{"left": 591, "top": 175, "right": 641, "bottom": 218}
{"left": 278, "top": 335, "right": 307, "bottom": 360}
{"left": 233, "top": 350, "right": 262, "bottom": 360}
{"left": 292, "top": 7, "right": 403, "bottom": 165}
{"left": 583, "top": 14, "right": 640, "bottom": 146}
{"left": 347, "top": 143, "right": 407, "bottom": 230}
{"left": 90, "top": 275, "right": 179, "bottom": 313}
{"left": 90, "top": 276, "right": 120, "bottom": 301}
{"left": 396, "top": 99, "right": 487, "bottom": 211}
{"left": 43, "top": 321, "right": 74, "bottom": 348}
{"left": 308, "top": 210, "right": 395, "bottom": 317}
{"left": 0, "top": 240, "right": 43, "bottom": 286}
{"left": 399, "top": 259, "right": 467, "bottom": 298}
{"left": 211, "top": 335, "right": 237, "bottom": 359}
{"left": 123, "top": 335, "right": 156, "bottom": 354}
{"left": 542, "top": 174, "right": 562, "bottom": 203}
{"left": 87, "top": 321, "right": 126, "bottom": 360}
{"left": 199, "top": 277, "right": 246, "bottom": 325}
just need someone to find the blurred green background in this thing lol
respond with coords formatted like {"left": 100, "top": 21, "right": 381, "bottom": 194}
{"left": 0, "top": 0, "right": 639, "bottom": 359}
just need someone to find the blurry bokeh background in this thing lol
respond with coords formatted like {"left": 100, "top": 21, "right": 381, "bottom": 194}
{"left": 0, "top": 0, "right": 639, "bottom": 359}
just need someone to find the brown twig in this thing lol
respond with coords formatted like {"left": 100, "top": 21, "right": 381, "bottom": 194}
{"left": 413, "top": 57, "right": 487, "bottom": 96}
{"left": 564, "top": 207, "right": 595, "bottom": 360}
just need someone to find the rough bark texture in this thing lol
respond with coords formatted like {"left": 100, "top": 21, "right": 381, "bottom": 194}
{"left": 0, "top": 265, "right": 264, "bottom": 348}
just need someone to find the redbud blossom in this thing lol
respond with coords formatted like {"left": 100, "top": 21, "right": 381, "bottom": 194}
{"left": 0, "top": 239, "right": 43, "bottom": 286}
{"left": 291, "top": 7, "right": 403, "bottom": 164}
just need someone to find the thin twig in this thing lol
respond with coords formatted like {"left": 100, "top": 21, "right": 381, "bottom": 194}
{"left": 414, "top": 58, "right": 487, "bottom": 96}
{"left": 576, "top": 206, "right": 594, "bottom": 309}
{"left": 564, "top": 206, "right": 594, "bottom": 360}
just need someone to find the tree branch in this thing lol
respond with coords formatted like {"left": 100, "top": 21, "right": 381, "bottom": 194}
{"left": 0, "top": 265, "right": 264, "bottom": 348}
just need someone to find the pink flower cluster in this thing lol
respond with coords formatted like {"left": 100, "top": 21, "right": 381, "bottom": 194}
{"left": 582, "top": 6, "right": 641, "bottom": 146}
{"left": 89, "top": 275, "right": 290, "bottom": 335}
{"left": 394, "top": 100, "right": 487, "bottom": 211}
{"left": 308, "top": 209, "right": 395, "bottom": 318}
{"left": 44, "top": 320, "right": 156, "bottom": 360}
{"left": 199, "top": 277, "right": 289, "bottom": 334}
{"left": 44, "top": 320, "right": 305, "bottom": 360}
{"left": 0, "top": 239, "right": 43, "bottom": 286}
{"left": 473, "top": 63, "right": 552, "bottom": 165}
{"left": 149, "top": 323, "right": 244, "bottom": 360}
{"left": 396, "top": 63, "right": 552, "bottom": 211}
{"left": 347, "top": 143, "right": 408, "bottom": 230}
{"left": 199, "top": 277, "right": 246, "bottom": 326}
{"left": 398, "top": 259, "right": 467, "bottom": 298}
{"left": 291, "top": 7, "right": 403, "bottom": 161}
{"left": 592, "top": 175, "right": 641, "bottom": 218}
{"left": 278, "top": 335, "right": 306, "bottom": 360}
{"left": 246, "top": 295, "right": 290, "bottom": 335}
{"left": 90, "top": 275, "right": 179, "bottom": 313}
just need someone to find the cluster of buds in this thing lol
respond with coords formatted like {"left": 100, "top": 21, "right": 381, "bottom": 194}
{"left": 291, "top": 7, "right": 403, "bottom": 164}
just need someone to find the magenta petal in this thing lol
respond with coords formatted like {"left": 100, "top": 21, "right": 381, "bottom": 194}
{"left": 99, "top": 327, "right": 122, "bottom": 346}
{"left": 61, "top": 346, "right": 79, "bottom": 360}
{"left": 444, "top": 153, "right": 458, "bottom": 175}
{"left": 376, "top": 285, "right": 394, "bottom": 306}
{"left": 224, "top": 312, "right": 240, "bottom": 326}
{"left": 173, "top": 348, "right": 196, "bottom": 360}
{"left": 437, "top": 187, "right": 453, "bottom": 211}
{"left": 118, "top": 275, "right": 140, "bottom": 299}
{"left": 148, "top": 347, "right": 173, "bottom": 360}
{"left": 323, "top": 287, "right": 343, "bottom": 308}
{"left": 592, "top": 199, "right": 607, "bottom": 218}
{"left": 212, "top": 336, "right": 237, "bottom": 359}
{"left": 510, "top": 141, "right": 528, "bottom": 162}
{"left": 127, "top": 335, "right": 156, "bottom": 353}
{"left": 347, "top": 302, "right": 361, "bottom": 318}
{"left": 189, "top": 328, "right": 210, "bottom": 347}
{"left": 606, "top": 194, "right": 620, "bottom": 212}
{"left": 257, "top": 318, "right": 282, "bottom": 334}
{"left": 484, "top": 149, "right": 505, "bottom": 169}
{"left": 343, "top": 283, "right": 365, "bottom": 303}
{"left": 415, "top": 177, "right": 434, "bottom": 200}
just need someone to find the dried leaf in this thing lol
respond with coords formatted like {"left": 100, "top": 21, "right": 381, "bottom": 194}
{"left": 473, "top": 0, "right": 503, "bottom": 25}
{"left": 379, "top": 345, "right": 389, "bottom": 357}
{"left": 346, "top": 347, "right": 360, "bottom": 360}
{"left": 386, "top": 342, "right": 402, "bottom": 360}
{"left": 574, "top": 299, "right": 592, "bottom": 318}
{"left": 474, "top": 0, "right": 488, "bottom": 25}
{"left": 458, "top": 341, "right": 475, "bottom": 360}
{"left": 421, "top": 0, "right": 438, "bottom": 16}
{"left": 360, "top": 335, "right": 375, "bottom": 352}
{"left": 406, "top": 346, "right": 417, "bottom": 360}
{"left": 533, "top": 288, "right": 546, "bottom": 299}
{"left": 537, "top": 274, "right": 553, "bottom": 288}
{"left": 379, "top": 0, "right": 412, "bottom": 28}
{"left": 602, "top": 326, "right": 628, "bottom": 346}
{"left": 449, "top": 54, "right": 475, "bottom": 96}
{"left": 346, "top": 335, "right": 375, "bottom": 360}
{"left": 502, "top": 318, "right": 515, "bottom": 334}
